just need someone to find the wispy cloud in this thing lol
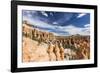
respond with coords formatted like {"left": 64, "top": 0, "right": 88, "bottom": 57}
{"left": 23, "top": 10, "right": 37, "bottom": 18}
{"left": 50, "top": 12, "right": 53, "bottom": 16}
{"left": 53, "top": 22, "right": 58, "bottom": 25}
{"left": 23, "top": 11, "right": 90, "bottom": 36}
{"left": 62, "top": 25, "right": 90, "bottom": 35}
{"left": 41, "top": 11, "right": 48, "bottom": 17}
{"left": 23, "top": 16, "right": 53, "bottom": 29}
{"left": 23, "top": 15, "right": 90, "bottom": 36}
{"left": 77, "top": 13, "right": 86, "bottom": 18}
{"left": 84, "top": 24, "right": 90, "bottom": 27}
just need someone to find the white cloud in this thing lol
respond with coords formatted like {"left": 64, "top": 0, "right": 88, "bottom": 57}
{"left": 23, "top": 11, "right": 36, "bottom": 18}
{"left": 62, "top": 25, "right": 90, "bottom": 35}
{"left": 53, "top": 22, "right": 58, "bottom": 25}
{"left": 84, "top": 24, "right": 90, "bottom": 27}
{"left": 77, "top": 13, "right": 86, "bottom": 18}
{"left": 50, "top": 12, "right": 53, "bottom": 16}
{"left": 52, "top": 25, "right": 90, "bottom": 36}
{"left": 23, "top": 16, "right": 55, "bottom": 29}
{"left": 26, "top": 12, "right": 32, "bottom": 18}
{"left": 23, "top": 15, "right": 90, "bottom": 36}
{"left": 41, "top": 11, "right": 48, "bottom": 17}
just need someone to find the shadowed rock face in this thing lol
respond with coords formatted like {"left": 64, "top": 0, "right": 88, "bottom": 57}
{"left": 22, "top": 21, "right": 90, "bottom": 62}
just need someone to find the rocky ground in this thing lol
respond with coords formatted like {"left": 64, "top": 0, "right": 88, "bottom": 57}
{"left": 22, "top": 36, "right": 49, "bottom": 62}
{"left": 22, "top": 21, "right": 90, "bottom": 62}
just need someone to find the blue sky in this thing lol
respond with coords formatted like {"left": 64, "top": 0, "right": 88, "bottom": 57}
{"left": 22, "top": 10, "right": 90, "bottom": 36}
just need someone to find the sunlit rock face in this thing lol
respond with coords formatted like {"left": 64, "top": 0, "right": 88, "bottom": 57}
{"left": 22, "top": 22, "right": 64, "bottom": 62}
{"left": 22, "top": 37, "right": 50, "bottom": 62}
{"left": 22, "top": 21, "right": 90, "bottom": 62}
